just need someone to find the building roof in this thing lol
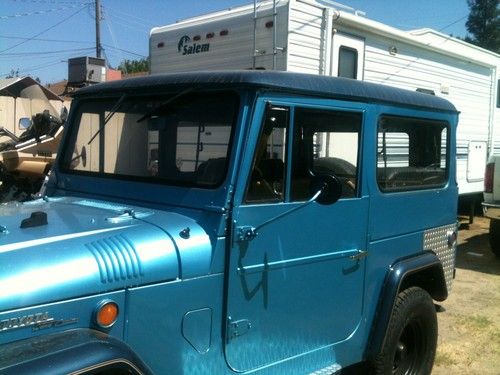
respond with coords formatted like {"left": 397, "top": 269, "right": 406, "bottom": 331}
{"left": 0, "top": 76, "right": 62, "bottom": 101}
{"left": 75, "top": 70, "right": 457, "bottom": 113}
{"left": 45, "top": 80, "right": 70, "bottom": 98}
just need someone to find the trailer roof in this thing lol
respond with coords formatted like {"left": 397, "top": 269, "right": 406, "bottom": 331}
{"left": 76, "top": 71, "right": 457, "bottom": 113}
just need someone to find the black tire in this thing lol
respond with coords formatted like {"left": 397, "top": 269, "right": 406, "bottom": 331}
{"left": 373, "top": 287, "right": 437, "bottom": 375}
{"left": 489, "top": 219, "right": 500, "bottom": 258}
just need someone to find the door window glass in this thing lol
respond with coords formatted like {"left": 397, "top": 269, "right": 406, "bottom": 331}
{"left": 245, "top": 106, "right": 288, "bottom": 203}
{"left": 291, "top": 108, "right": 361, "bottom": 201}
{"left": 377, "top": 116, "right": 448, "bottom": 191}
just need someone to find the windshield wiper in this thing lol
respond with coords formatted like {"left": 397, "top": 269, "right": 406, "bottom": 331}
{"left": 136, "top": 87, "right": 194, "bottom": 123}
{"left": 87, "top": 93, "right": 127, "bottom": 145}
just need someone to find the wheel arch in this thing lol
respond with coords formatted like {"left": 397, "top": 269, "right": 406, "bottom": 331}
{"left": 0, "top": 329, "right": 153, "bottom": 375}
{"left": 365, "top": 251, "right": 447, "bottom": 361}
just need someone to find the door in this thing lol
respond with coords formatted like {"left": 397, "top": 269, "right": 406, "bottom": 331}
{"left": 225, "top": 99, "right": 368, "bottom": 371}
{"left": 331, "top": 32, "right": 365, "bottom": 80}
{"left": 467, "top": 141, "right": 487, "bottom": 182}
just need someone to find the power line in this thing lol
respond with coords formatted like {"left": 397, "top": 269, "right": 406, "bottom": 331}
{"left": 0, "top": 48, "right": 94, "bottom": 60}
{"left": 0, "top": 59, "right": 65, "bottom": 77}
{"left": 0, "top": 4, "right": 89, "bottom": 53}
{"left": 0, "top": 34, "right": 93, "bottom": 44}
{"left": 0, "top": 47, "right": 94, "bottom": 57}
{"left": 437, "top": 15, "right": 468, "bottom": 33}
{"left": 107, "top": 13, "right": 151, "bottom": 30}
{"left": 0, "top": 3, "right": 89, "bottom": 19}
{"left": 104, "top": 6, "right": 156, "bottom": 27}
{"left": 101, "top": 44, "right": 147, "bottom": 58}
{"left": 105, "top": 17, "right": 147, "bottom": 33}
{"left": 11, "top": 1, "right": 87, "bottom": 4}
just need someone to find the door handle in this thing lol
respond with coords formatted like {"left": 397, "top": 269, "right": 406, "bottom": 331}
{"left": 349, "top": 250, "right": 368, "bottom": 261}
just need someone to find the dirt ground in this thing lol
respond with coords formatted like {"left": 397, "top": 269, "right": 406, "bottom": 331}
{"left": 432, "top": 216, "right": 500, "bottom": 375}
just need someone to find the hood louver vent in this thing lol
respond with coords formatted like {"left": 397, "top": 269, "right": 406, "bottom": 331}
{"left": 87, "top": 235, "right": 143, "bottom": 283}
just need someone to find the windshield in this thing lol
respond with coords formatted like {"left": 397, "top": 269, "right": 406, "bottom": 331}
{"left": 60, "top": 91, "right": 239, "bottom": 187}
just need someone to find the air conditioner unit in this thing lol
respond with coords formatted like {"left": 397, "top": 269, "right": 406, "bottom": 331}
{"left": 68, "top": 57, "right": 106, "bottom": 85}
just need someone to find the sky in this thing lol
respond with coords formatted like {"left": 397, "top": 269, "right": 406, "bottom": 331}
{"left": 0, "top": 0, "right": 471, "bottom": 84}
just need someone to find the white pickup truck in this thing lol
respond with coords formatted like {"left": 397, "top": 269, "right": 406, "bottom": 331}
{"left": 482, "top": 156, "right": 500, "bottom": 257}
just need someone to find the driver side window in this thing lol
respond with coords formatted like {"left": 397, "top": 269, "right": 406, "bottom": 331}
{"left": 244, "top": 105, "right": 362, "bottom": 204}
{"left": 291, "top": 108, "right": 361, "bottom": 201}
{"left": 245, "top": 106, "right": 289, "bottom": 203}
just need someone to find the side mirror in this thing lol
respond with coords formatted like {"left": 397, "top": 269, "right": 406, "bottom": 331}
{"left": 19, "top": 117, "right": 32, "bottom": 129}
{"left": 310, "top": 174, "right": 342, "bottom": 205}
{"left": 80, "top": 146, "right": 87, "bottom": 167}
{"left": 60, "top": 107, "right": 68, "bottom": 122}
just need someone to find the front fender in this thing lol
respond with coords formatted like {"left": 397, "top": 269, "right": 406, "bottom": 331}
{"left": 0, "top": 329, "right": 152, "bottom": 375}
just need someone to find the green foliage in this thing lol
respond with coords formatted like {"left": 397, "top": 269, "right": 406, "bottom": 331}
{"left": 117, "top": 57, "right": 150, "bottom": 74}
{"left": 5, "top": 69, "right": 19, "bottom": 79}
{"left": 465, "top": 0, "right": 500, "bottom": 53}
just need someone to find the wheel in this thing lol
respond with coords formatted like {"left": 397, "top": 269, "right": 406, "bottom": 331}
{"left": 373, "top": 287, "right": 437, "bottom": 375}
{"left": 489, "top": 219, "right": 500, "bottom": 257}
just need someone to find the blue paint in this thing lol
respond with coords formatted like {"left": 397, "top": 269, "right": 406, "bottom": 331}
{"left": 0, "top": 71, "right": 458, "bottom": 374}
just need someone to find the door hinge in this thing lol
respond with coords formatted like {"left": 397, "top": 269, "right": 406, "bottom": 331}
{"left": 236, "top": 226, "right": 257, "bottom": 242}
{"left": 227, "top": 317, "right": 252, "bottom": 341}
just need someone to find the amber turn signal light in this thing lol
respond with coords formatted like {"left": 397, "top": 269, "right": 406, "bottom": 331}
{"left": 95, "top": 300, "right": 119, "bottom": 329}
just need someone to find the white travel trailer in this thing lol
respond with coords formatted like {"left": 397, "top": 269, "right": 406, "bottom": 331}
{"left": 149, "top": 0, "right": 500, "bottom": 200}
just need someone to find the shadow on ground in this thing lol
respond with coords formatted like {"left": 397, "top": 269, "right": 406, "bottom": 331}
{"left": 456, "top": 222, "right": 500, "bottom": 276}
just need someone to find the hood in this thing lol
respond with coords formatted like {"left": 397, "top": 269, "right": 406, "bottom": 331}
{"left": 0, "top": 197, "right": 211, "bottom": 312}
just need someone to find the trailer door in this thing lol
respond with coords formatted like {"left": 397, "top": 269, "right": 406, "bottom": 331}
{"left": 225, "top": 98, "right": 367, "bottom": 371}
{"left": 331, "top": 32, "right": 365, "bottom": 80}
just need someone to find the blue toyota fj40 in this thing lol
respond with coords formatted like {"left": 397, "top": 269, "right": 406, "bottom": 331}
{"left": 0, "top": 71, "right": 458, "bottom": 375}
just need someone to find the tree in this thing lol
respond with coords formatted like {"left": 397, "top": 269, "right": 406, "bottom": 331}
{"left": 465, "top": 0, "right": 500, "bottom": 53}
{"left": 5, "top": 69, "right": 19, "bottom": 79}
{"left": 117, "top": 57, "right": 149, "bottom": 74}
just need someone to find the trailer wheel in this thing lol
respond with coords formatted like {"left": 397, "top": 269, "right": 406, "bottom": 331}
{"left": 373, "top": 287, "right": 437, "bottom": 375}
{"left": 489, "top": 219, "right": 500, "bottom": 257}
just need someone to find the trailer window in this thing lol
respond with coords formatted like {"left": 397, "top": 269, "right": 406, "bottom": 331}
{"left": 338, "top": 46, "right": 358, "bottom": 79}
{"left": 497, "top": 79, "right": 500, "bottom": 108}
{"left": 377, "top": 116, "right": 448, "bottom": 192}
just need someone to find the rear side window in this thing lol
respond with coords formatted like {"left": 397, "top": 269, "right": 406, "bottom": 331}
{"left": 377, "top": 116, "right": 448, "bottom": 192}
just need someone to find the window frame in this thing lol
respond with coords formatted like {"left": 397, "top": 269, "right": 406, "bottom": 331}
{"left": 290, "top": 106, "right": 362, "bottom": 202}
{"left": 338, "top": 45, "right": 359, "bottom": 79}
{"left": 242, "top": 99, "right": 364, "bottom": 205}
{"left": 59, "top": 90, "right": 240, "bottom": 189}
{"left": 243, "top": 104, "right": 290, "bottom": 204}
{"left": 376, "top": 114, "right": 450, "bottom": 193}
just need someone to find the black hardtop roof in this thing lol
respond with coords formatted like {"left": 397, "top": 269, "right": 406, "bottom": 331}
{"left": 75, "top": 70, "right": 457, "bottom": 113}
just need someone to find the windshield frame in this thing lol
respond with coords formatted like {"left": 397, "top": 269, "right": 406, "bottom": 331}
{"left": 58, "top": 89, "right": 240, "bottom": 189}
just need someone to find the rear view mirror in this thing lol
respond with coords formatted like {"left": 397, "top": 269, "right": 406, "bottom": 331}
{"left": 19, "top": 117, "right": 31, "bottom": 129}
{"left": 310, "top": 174, "right": 342, "bottom": 205}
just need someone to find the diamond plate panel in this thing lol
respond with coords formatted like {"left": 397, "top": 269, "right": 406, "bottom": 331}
{"left": 309, "top": 363, "right": 342, "bottom": 375}
{"left": 424, "top": 223, "right": 457, "bottom": 291}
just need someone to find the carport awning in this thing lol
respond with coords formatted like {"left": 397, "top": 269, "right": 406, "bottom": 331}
{"left": 0, "top": 76, "right": 61, "bottom": 101}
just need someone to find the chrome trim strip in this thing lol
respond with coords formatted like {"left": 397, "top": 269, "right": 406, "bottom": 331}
{"left": 0, "top": 226, "right": 134, "bottom": 253}
{"left": 237, "top": 249, "right": 360, "bottom": 274}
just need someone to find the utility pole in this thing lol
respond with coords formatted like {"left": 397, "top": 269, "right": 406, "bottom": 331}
{"left": 95, "top": 0, "right": 102, "bottom": 58}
